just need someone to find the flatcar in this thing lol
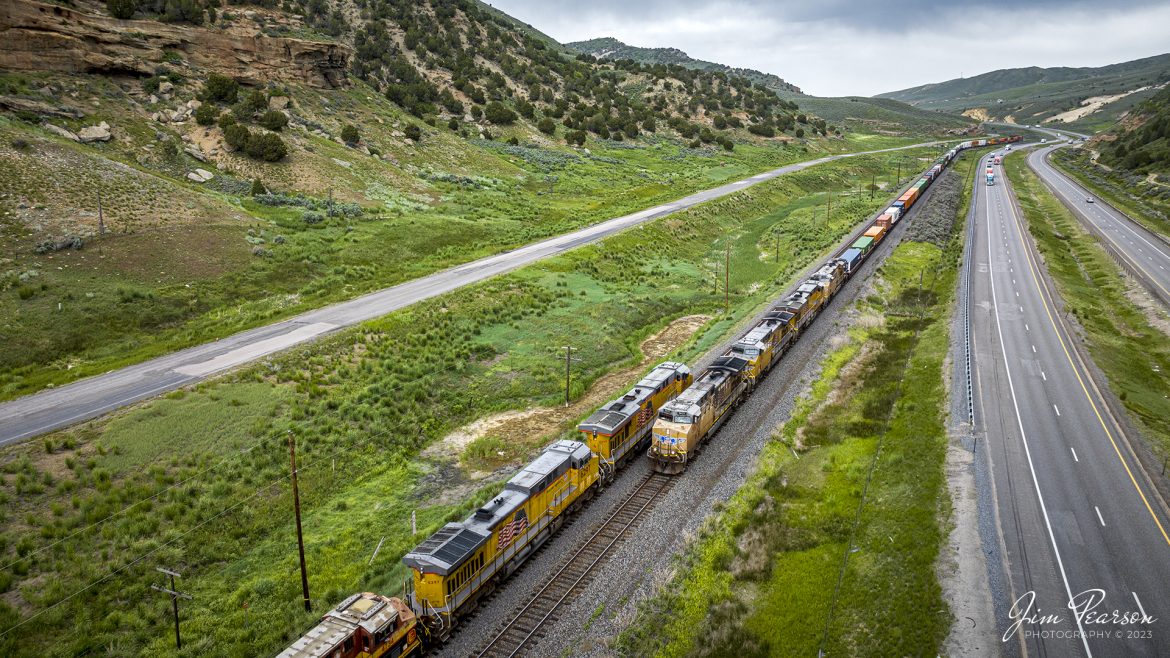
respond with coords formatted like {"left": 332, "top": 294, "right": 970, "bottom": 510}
{"left": 648, "top": 356, "right": 749, "bottom": 474}
{"left": 578, "top": 361, "right": 693, "bottom": 477}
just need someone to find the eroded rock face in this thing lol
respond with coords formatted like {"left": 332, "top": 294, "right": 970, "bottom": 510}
{"left": 0, "top": 0, "right": 351, "bottom": 88}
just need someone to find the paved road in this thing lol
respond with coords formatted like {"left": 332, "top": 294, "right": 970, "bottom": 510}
{"left": 0, "top": 140, "right": 946, "bottom": 446}
{"left": 1027, "top": 146, "right": 1170, "bottom": 306}
{"left": 970, "top": 143, "right": 1170, "bottom": 656}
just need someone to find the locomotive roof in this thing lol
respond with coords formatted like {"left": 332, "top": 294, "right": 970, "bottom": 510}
{"left": 736, "top": 322, "right": 775, "bottom": 348}
{"left": 661, "top": 357, "right": 747, "bottom": 413}
{"left": 403, "top": 441, "right": 591, "bottom": 575}
{"left": 578, "top": 362, "right": 690, "bottom": 434}
{"left": 278, "top": 593, "right": 408, "bottom": 658}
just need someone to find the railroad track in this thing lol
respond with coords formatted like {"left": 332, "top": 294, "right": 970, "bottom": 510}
{"left": 472, "top": 472, "right": 676, "bottom": 658}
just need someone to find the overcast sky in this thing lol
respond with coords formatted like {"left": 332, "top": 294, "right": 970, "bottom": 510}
{"left": 484, "top": 0, "right": 1170, "bottom": 96}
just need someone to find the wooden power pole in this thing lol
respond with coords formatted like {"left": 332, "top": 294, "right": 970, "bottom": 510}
{"left": 97, "top": 189, "right": 105, "bottom": 236}
{"left": 288, "top": 432, "right": 311, "bottom": 612}
{"left": 724, "top": 243, "right": 730, "bottom": 312}
{"left": 151, "top": 567, "right": 190, "bottom": 650}
{"left": 562, "top": 346, "right": 576, "bottom": 407}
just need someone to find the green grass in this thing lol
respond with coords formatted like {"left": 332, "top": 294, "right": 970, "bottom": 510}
{"left": 1006, "top": 155, "right": 1170, "bottom": 461}
{"left": 0, "top": 145, "right": 950, "bottom": 657}
{"left": 1048, "top": 147, "right": 1170, "bottom": 241}
{"left": 0, "top": 73, "right": 948, "bottom": 402}
{"left": 614, "top": 153, "right": 980, "bottom": 658}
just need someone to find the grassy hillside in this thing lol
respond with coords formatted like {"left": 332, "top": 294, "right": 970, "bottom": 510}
{"left": 1094, "top": 84, "right": 1170, "bottom": 174}
{"left": 877, "top": 53, "right": 1170, "bottom": 130}
{"left": 566, "top": 37, "right": 800, "bottom": 93}
{"left": 2, "top": 0, "right": 962, "bottom": 399}
{"left": 779, "top": 93, "right": 975, "bottom": 135}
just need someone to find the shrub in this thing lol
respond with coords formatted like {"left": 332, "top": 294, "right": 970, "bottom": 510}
{"left": 341, "top": 124, "right": 360, "bottom": 145}
{"left": 246, "top": 132, "right": 288, "bottom": 162}
{"left": 259, "top": 110, "right": 288, "bottom": 132}
{"left": 194, "top": 103, "right": 218, "bottom": 126}
{"left": 404, "top": 125, "right": 422, "bottom": 142}
{"left": 506, "top": 136, "right": 519, "bottom": 145}
{"left": 163, "top": 0, "right": 204, "bottom": 25}
{"left": 565, "top": 130, "right": 586, "bottom": 146}
{"left": 217, "top": 111, "right": 237, "bottom": 131}
{"left": 107, "top": 0, "right": 135, "bottom": 19}
{"left": 537, "top": 117, "right": 555, "bottom": 135}
{"left": 10, "top": 138, "right": 30, "bottom": 150}
{"left": 203, "top": 74, "right": 239, "bottom": 104}
{"left": 223, "top": 124, "right": 251, "bottom": 151}
{"left": 484, "top": 102, "right": 517, "bottom": 125}
{"left": 795, "top": 128, "right": 805, "bottom": 139}
{"left": 250, "top": 178, "right": 266, "bottom": 195}
{"left": 239, "top": 90, "right": 268, "bottom": 117}
{"left": 302, "top": 211, "right": 324, "bottom": 224}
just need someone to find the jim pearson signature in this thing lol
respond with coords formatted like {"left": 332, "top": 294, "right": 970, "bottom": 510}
{"left": 1005, "top": 590, "right": 1158, "bottom": 641}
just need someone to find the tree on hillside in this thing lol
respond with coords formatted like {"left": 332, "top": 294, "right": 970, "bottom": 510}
{"left": 260, "top": 110, "right": 289, "bottom": 132}
{"left": 537, "top": 118, "right": 556, "bottom": 135}
{"left": 203, "top": 74, "right": 239, "bottom": 104}
{"left": 484, "top": 102, "right": 517, "bottom": 125}
{"left": 107, "top": 0, "right": 136, "bottom": 19}
{"left": 341, "top": 124, "right": 360, "bottom": 145}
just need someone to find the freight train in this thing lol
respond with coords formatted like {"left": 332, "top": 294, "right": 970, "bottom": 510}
{"left": 278, "top": 134, "right": 1020, "bottom": 658}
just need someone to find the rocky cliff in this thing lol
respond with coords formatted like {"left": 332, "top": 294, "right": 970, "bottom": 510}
{"left": 0, "top": 0, "right": 351, "bottom": 88}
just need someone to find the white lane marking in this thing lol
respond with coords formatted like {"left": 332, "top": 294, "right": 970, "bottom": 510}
{"left": 1032, "top": 344, "right": 1037, "bottom": 353}
{"left": 1071, "top": 447, "right": 1079, "bottom": 462}
{"left": 1095, "top": 506, "right": 1106, "bottom": 527}
{"left": 984, "top": 189, "right": 1093, "bottom": 657}
{"left": 1016, "top": 291, "right": 1020, "bottom": 298}
{"left": 1041, "top": 371, "right": 1047, "bottom": 381}
{"left": 1054, "top": 404, "right": 1061, "bottom": 416}
{"left": 1019, "top": 306, "right": 1024, "bottom": 312}
{"left": 1025, "top": 323, "right": 1030, "bottom": 331}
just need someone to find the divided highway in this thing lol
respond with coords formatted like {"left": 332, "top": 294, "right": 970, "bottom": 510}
{"left": 1028, "top": 146, "right": 1170, "bottom": 306}
{"left": 971, "top": 144, "right": 1170, "bottom": 656}
{"left": 0, "top": 140, "right": 944, "bottom": 446}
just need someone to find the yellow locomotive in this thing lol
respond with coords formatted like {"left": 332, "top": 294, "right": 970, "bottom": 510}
{"left": 577, "top": 361, "right": 693, "bottom": 477}
{"left": 403, "top": 439, "right": 599, "bottom": 636}
{"left": 648, "top": 356, "right": 749, "bottom": 474}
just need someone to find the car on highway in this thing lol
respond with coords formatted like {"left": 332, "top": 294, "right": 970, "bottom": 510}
{"left": 1086, "top": 197, "right": 1095, "bottom": 203}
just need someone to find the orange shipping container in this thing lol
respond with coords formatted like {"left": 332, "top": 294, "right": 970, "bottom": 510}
{"left": 864, "top": 225, "right": 886, "bottom": 241}
{"left": 875, "top": 213, "right": 894, "bottom": 228}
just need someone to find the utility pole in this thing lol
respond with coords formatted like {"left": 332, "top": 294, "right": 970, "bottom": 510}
{"left": 562, "top": 346, "right": 576, "bottom": 406}
{"left": 151, "top": 567, "right": 190, "bottom": 651}
{"left": 97, "top": 189, "right": 105, "bottom": 236}
{"left": 288, "top": 431, "right": 311, "bottom": 612}
{"left": 827, "top": 192, "right": 832, "bottom": 223}
{"left": 896, "top": 161, "right": 901, "bottom": 186}
{"left": 327, "top": 188, "right": 334, "bottom": 218}
{"left": 870, "top": 173, "right": 876, "bottom": 199}
{"left": 724, "top": 243, "right": 730, "bottom": 312}
{"left": 774, "top": 231, "right": 779, "bottom": 264}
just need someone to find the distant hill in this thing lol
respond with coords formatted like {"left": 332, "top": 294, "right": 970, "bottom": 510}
{"left": 1095, "top": 84, "right": 1170, "bottom": 174}
{"left": 778, "top": 93, "right": 975, "bottom": 135}
{"left": 566, "top": 37, "right": 801, "bottom": 94}
{"left": 567, "top": 37, "right": 972, "bottom": 135}
{"left": 877, "top": 53, "right": 1170, "bottom": 131}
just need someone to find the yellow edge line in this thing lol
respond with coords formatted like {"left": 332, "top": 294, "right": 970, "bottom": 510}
{"left": 1007, "top": 163, "right": 1170, "bottom": 548}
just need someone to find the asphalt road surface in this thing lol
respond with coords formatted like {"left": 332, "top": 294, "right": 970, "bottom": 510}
{"left": 0, "top": 140, "right": 945, "bottom": 446}
{"left": 1027, "top": 146, "right": 1170, "bottom": 306}
{"left": 970, "top": 144, "right": 1170, "bottom": 657}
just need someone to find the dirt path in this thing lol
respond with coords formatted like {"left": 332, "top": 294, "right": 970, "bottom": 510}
{"left": 423, "top": 315, "right": 710, "bottom": 472}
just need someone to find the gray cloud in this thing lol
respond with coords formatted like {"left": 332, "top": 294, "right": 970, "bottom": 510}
{"left": 485, "top": 0, "right": 1170, "bottom": 96}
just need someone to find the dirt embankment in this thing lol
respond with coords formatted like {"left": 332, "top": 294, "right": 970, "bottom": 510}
{"left": 424, "top": 315, "right": 710, "bottom": 472}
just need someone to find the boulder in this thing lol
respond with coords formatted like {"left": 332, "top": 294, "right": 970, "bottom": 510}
{"left": 158, "top": 81, "right": 174, "bottom": 94}
{"left": 170, "top": 108, "right": 189, "bottom": 122}
{"left": 268, "top": 95, "right": 290, "bottom": 110}
{"left": 186, "top": 169, "right": 214, "bottom": 183}
{"left": 186, "top": 99, "right": 201, "bottom": 110}
{"left": 331, "top": 157, "right": 352, "bottom": 168}
{"left": 148, "top": 94, "right": 158, "bottom": 104}
{"left": 45, "top": 124, "right": 79, "bottom": 141}
{"left": 77, "top": 121, "right": 111, "bottom": 142}
{"left": 153, "top": 112, "right": 167, "bottom": 123}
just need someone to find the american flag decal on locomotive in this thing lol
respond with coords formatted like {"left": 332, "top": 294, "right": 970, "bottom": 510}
{"left": 497, "top": 509, "right": 528, "bottom": 549}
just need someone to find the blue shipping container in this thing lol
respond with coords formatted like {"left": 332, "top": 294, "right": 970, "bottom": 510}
{"left": 840, "top": 248, "right": 863, "bottom": 273}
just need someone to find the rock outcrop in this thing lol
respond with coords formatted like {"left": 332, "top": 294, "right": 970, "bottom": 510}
{"left": 0, "top": 0, "right": 351, "bottom": 88}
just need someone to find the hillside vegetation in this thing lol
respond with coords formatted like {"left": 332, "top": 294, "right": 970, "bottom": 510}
{"left": 878, "top": 53, "right": 1170, "bottom": 130}
{"left": 1, "top": 0, "right": 960, "bottom": 399}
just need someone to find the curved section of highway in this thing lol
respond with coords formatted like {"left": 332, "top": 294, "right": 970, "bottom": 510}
{"left": 0, "top": 140, "right": 946, "bottom": 446}
{"left": 971, "top": 144, "right": 1170, "bottom": 656}
{"left": 1028, "top": 145, "right": 1170, "bottom": 306}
